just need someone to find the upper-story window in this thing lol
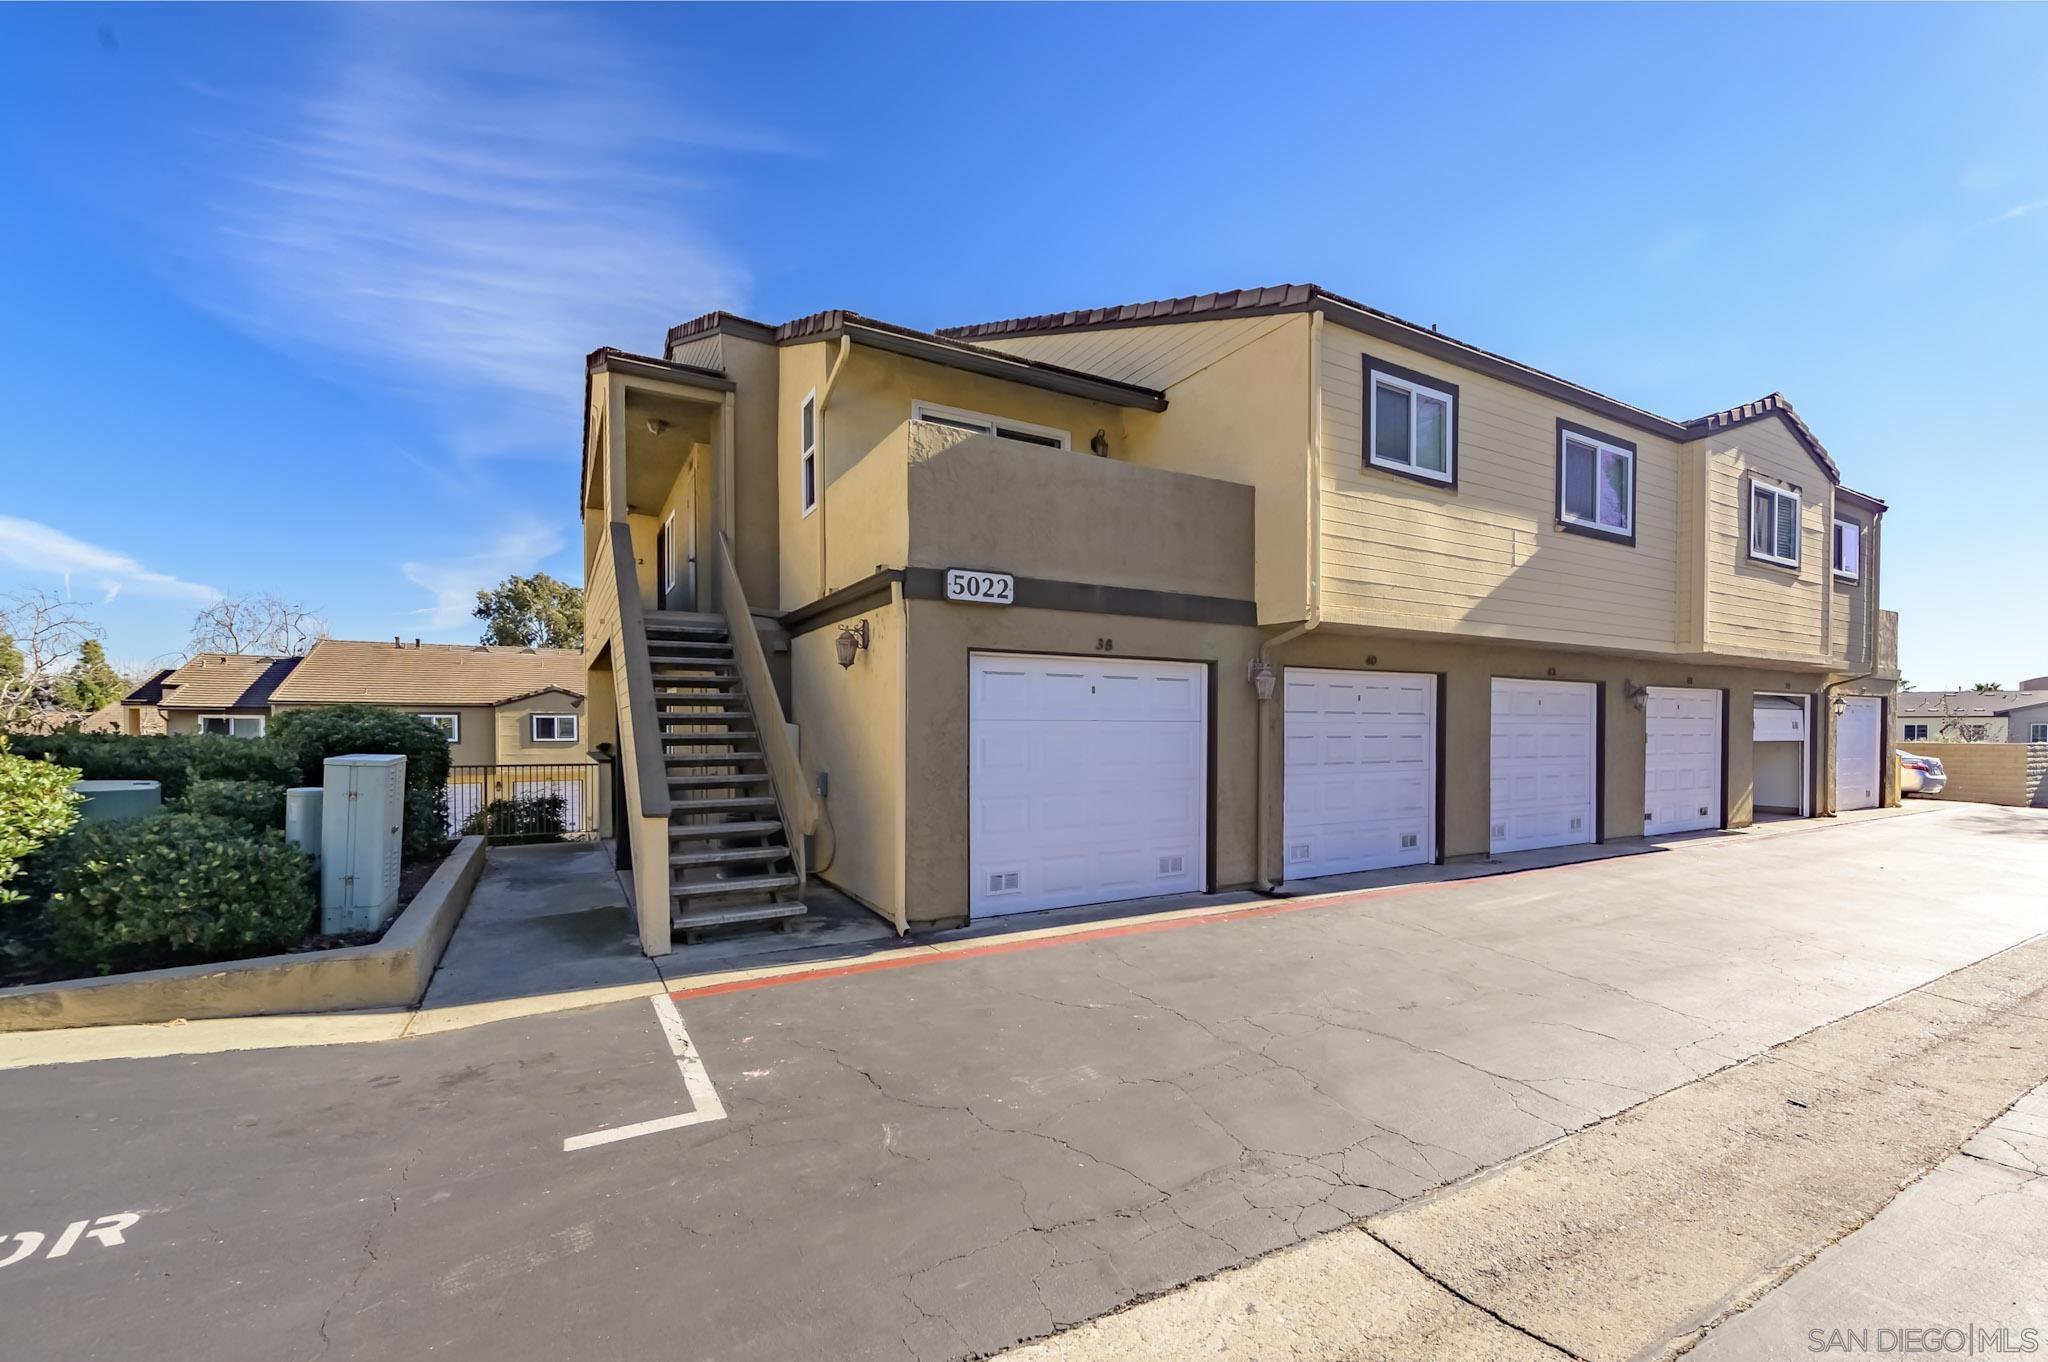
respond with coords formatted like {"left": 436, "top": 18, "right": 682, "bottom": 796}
{"left": 1831, "top": 518, "right": 1862, "bottom": 581}
{"left": 800, "top": 391, "right": 819, "bottom": 516}
{"left": 531, "top": 714, "right": 579, "bottom": 743}
{"left": 1364, "top": 358, "right": 1456, "bottom": 485}
{"left": 417, "top": 713, "right": 460, "bottom": 743}
{"left": 911, "top": 401, "right": 1069, "bottom": 450}
{"left": 1555, "top": 420, "right": 1635, "bottom": 542}
{"left": 1749, "top": 479, "right": 1802, "bottom": 569}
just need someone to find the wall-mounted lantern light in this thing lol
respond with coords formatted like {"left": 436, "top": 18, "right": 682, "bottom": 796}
{"left": 1624, "top": 680, "right": 1649, "bottom": 712}
{"left": 1248, "top": 657, "right": 1277, "bottom": 702}
{"left": 835, "top": 620, "right": 870, "bottom": 669}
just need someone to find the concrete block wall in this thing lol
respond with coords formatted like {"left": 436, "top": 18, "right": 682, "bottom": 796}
{"left": 1921, "top": 743, "right": 2048, "bottom": 808}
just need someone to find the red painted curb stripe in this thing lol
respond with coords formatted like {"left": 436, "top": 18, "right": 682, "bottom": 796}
{"left": 667, "top": 876, "right": 1455, "bottom": 1003}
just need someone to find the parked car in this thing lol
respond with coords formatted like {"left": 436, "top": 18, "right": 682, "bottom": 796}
{"left": 1898, "top": 750, "right": 1947, "bottom": 796}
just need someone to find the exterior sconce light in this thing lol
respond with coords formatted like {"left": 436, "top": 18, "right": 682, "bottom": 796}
{"left": 835, "top": 620, "right": 869, "bottom": 669}
{"left": 1248, "top": 658, "right": 1277, "bottom": 702}
{"left": 1624, "top": 680, "right": 1649, "bottom": 712}
{"left": 1089, "top": 430, "right": 1110, "bottom": 457}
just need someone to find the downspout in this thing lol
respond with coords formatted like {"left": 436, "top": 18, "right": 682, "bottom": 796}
{"left": 816, "top": 336, "right": 853, "bottom": 602}
{"left": 1256, "top": 311, "right": 1327, "bottom": 891}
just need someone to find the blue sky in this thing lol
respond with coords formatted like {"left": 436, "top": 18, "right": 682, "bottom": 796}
{"left": 1, "top": 4, "right": 2042, "bottom": 688}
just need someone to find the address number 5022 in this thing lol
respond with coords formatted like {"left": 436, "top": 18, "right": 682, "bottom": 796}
{"left": 943, "top": 569, "right": 1014, "bottom": 604}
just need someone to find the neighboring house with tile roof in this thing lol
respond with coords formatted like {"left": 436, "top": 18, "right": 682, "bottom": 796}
{"left": 149, "top": 654, "right": 301, "bottom": 737}
{"left": 583, "top": 279, "right": 1902, "bottom": 955}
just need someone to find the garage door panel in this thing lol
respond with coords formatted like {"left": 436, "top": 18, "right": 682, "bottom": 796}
{"left": 1644, "top": 687, "right": 1721, "bottom": 836}
{"left": 1490, "top": 678, "right": 1598, "bottom": 854}
{"left": 1836, "top": 696, "right": 1882, "bottom": 811}
{"left": 971, "top": 654, "right": 1208, "bottom": 918}
{"left": 1283, "top": 669, "right": 1436, "bottom": 880}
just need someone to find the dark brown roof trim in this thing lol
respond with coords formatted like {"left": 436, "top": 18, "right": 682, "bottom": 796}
{"left": 668, "top": 311, "right": 778, "bottom": 347}
{"left": 942, "top": 284, "right": 1853, "bottom": 484}
{"left": 662, "top": 311, "right": 1167, "bottom": 411}
{"left": 1682, "top": 393, "right": 1840, "bottom": 483}
{"left": 120, "top": 667, "right": 175, "bottom": 707}
{"left": 1834, "top": 484, "right": 1888, "bottom": 513}
{"left": 586, "top": 348, "right": 734, "bottom": 391}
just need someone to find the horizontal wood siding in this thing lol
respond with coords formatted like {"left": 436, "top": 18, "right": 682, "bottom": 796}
{"left": 1317, "top": 326, "right": 1681, "bottom": 651}
{"left": 1700, "top": 419, "right": 1828, "bottom": 662}
{"left": 1828, "top": 501, "right": 1875, "bottom": 666}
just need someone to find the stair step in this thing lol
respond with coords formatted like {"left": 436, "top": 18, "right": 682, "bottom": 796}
{"left": 659, "top": 712, "right": 751, "bottom": 726}
{"left": 663, "top": 731, "right": 759, "bottom": 746}
{"left": 657, "top": 696, "right": 746, "bottom": 707}
{"left": 648, "top": 642, "right": 734, "bottom": 654}
{"left": 670, "top": 796, "right": 777, "bottom": 814}
{"left": 671, "top": 900, "right": 808, "bottom": 933}
{"left": 654, "top": 679, "right": 745, "bottom": 692}
{"left": 668, "top": 772, "right": 772, "bottom": 787}
{"left": 672, "top": 871, "right": 801, "bottom": 901}
{"left": 670, "top": 843, "right": 790, "bottom": 869}
{"left": 664, "top": 751, "right": 765, "bottom": 766}
{"left": 669, "top": 818, "right": 784, "bottom": 840}
{"left": 646, "top": 623, "right": 728, "bottom": 637}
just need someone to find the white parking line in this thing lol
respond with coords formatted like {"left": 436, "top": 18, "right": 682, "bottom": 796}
{"left": 562, "top": 995, "right": 728, "bottom": 1152}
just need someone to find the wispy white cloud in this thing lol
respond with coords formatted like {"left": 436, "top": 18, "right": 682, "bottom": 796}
{"left": 400, "top": 522, "right": 566, "bottom": 632}
{"left": 1992, "top": 200, "right": 2048, "bottom": 223}
{"left": 0, "top": 515, "right": 221, "bottom": 604}
{"left": 181, "top": 9, "right": 760, "bottom": 426}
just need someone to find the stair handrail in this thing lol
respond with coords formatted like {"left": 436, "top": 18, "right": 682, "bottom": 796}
{"left": 713, "top": 532, "right": 814, "bottom": 887}
{"left": 610, "top": 522, "right": 671, "bottom": 817}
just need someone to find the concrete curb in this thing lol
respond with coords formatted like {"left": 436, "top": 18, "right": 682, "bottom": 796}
{"left": 0, "top": 836, "right": 488, "bottom": 1033}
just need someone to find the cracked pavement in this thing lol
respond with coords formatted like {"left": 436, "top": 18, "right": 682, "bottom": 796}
{"left": 1, "top": 804, "right": 2045, "bottom": 1362}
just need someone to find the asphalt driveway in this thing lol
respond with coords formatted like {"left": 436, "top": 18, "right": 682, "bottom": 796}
{"left": 3, "top": 805, "right": 2045, "bottom": 1362}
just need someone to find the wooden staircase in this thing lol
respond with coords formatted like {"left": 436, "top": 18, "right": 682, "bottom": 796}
{"left": 645, "top": 610, "right": 807, "bottom": 941}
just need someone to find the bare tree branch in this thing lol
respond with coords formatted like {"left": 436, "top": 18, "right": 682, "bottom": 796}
{"left": 0, "top": 591, "right": 104, "bottom": 729}
{"left": 187, "top": 593, "right": 329, "bottom": 658}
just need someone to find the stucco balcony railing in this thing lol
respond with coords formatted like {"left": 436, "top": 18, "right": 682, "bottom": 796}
{"left": 888, "top": 423, "right": 1256, "bottom": 609}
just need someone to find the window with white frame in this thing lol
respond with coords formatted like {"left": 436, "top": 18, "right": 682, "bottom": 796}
{"left": 911, "top": 401, "right": 1069, "bottom": 450}
{"left": 2031, "top": 723, "right": 2048, "bottom": 744}
{"left": 418, "top": 713, "right": 460, "bottom": 743}
{"left": 1903, "top": 723, "right": 1928, "bottom": 741}
{"left": 1749, "top": 480, "right": 1802, "bottom": 568}
{"left": 1556, "top": 423, "right": 1636, "bottom": 539}
{"left": 199, "top": 714, "right": 265, "bottom": 738}
{"left": 1366, "top": 363, "right": 1455, "bottom": 483}
{"left": 1831, "top": 517, "right": 1862, "bottom": 580}
{"left": 800, "top": 391, "right": 819, "bottom": 515}
{"left": 531, "top": 713, "right": 579, "bottom": 743}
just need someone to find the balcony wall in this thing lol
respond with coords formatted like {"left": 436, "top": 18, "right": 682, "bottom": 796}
{"left": 903, "top": 423, "right": 1255, "bottom": 603}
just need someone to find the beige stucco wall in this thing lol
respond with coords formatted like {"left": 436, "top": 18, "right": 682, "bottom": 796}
{"left": 981, "top": 315, "right": 1312, "bottom": 625}
{"left": 1317, "top": 324, "right": 1687, "bottom": 653}
{"left": 792, "top": 595, "right": 907, "bottom": 925}
{"left": 720, "top": 333, "right": 783, "bottom": 606}
{"left": 904, "top": 428, "right": 1256, "bottom": 602}
{"left": 900, "top": 599, "right": 1263, "bottom": 928}
{"left": 1918, "top": 743, "right": 2042, "bottom": 807}
{"left": 1699, "top": 419, "right": 1831, "bottom": 663}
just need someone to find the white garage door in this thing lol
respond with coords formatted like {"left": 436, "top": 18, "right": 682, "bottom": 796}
{"left": 969, "top": 653, "right": 1206, "bottom": 918}
{"left": 1282, "top": 669, "right": 1435, "bottom": 879}
{"left": 1836, "top": 695, "right": 1883, "bottom": 811}
{"left": 1644, "top": 687, "right": 1721, "bottom": 836}
{"left": 1490, "top": 679, "right": 1598, "bottom": 854}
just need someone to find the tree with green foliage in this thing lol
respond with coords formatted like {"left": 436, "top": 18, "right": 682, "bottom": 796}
{"left": 54, "top": 640, "right": 125, "bottom": 714}
{"left": 0, "top": 737, "right": 82, "bottom": 904}
{"left": 475, "top": 572, "right": 583, "bottom": 649}
{"left": 1971, "top": 681, "right": 2006, "bottom": 694}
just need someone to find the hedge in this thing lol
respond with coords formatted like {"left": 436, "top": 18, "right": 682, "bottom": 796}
{"left": 5, "top": 732, "right": 297, "bottom": 800}
{"left": 0, "top": 738, "right": 82, "bottom": 905}
{"left": 47, "top": 813, "right": 316, "bottom": 972}
{"left": 181, "top": 778, "right": 288, "bottom": 832}
{"left": 268, "top": 707, "right": 452, "bottom": 861}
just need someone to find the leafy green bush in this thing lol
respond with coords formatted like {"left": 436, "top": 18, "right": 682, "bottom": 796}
{"left": 177, "top": 734, "right": 300, "bottom": 787}
{"left": 268, "top": 707, "right": 452, "bottom": 861}
{"left": 0, "top": 738, "right": 82, "bottom": 904}
{"left": 181, "top": 778, "right": 287, "bottom": 832}
{"left": 47, "top": 813, "right": 315, "bottom": 972}
{"left": 461, "top": 793, "right": 566, "bottom": 843}
{"left": 3, "top": 732, "right": 299, "bottom": 800}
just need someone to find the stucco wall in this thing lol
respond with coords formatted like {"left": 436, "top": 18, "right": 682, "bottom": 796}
{"left": 904, "top": 428, "right": 1256, "bottom": 602}
{"left": 792, "top": 596, "right": 906, "bottom": 925}
{"left": 900, "top": 600, "right": 1263, "bottom": 928}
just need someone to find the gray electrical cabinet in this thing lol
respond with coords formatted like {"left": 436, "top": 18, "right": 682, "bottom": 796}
{"left": 73, "top": 780, "right": 162, "bottom": 823}
{"left": 319, "top": 755, "right": 406, "bottom": 935}
{"left": 285, "top": 787, "right": 324, "bottom": 864}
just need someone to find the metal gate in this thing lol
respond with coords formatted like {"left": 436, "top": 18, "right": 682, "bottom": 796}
{"left": 446, "top": 762, "right": 605, "bottom": 844}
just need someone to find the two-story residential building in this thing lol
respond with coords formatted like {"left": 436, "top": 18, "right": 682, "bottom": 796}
{"left": 580, "top": 284, "right": 1898, "bottom": 956}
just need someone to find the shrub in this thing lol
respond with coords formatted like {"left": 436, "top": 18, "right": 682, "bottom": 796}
{"left": 0, "top": 738, "right": 82, "bottom": 904}
{"left": 461, "top": 793, "right": 566, "bottom": 843}
{"left": 268, "top": 707, "right": 452, "bottom": 861}
{"left": 177, "top": 734, "right": 300, "bottom": 788}
{"left": 182, "top": 778, "right": 287, "bottom": 832}
{"left": 47, "top": 813, "right": 315, "bottom": 972}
